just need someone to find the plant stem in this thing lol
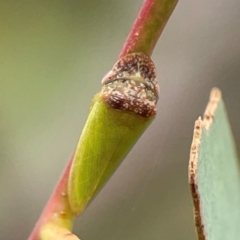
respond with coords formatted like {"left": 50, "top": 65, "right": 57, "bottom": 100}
{"left": 119, "top": 0, "right": 179, "bottom": 58}
{"left": 28, "top": 157, "right": 78, "bottom": 240}
{"left": 28, "top": 1, "right": 179, "bottom": 239}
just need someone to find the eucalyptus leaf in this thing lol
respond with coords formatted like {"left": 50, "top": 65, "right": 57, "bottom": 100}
{"left": 189, "top": 88, "right": 240, "bottom": 240}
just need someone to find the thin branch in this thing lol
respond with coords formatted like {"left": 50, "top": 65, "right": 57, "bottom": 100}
{"left": 28, "top": 157, "right": 78, "bottom": 240}
{"left": 119, "top": 0, "right": 179, "bottom": 58}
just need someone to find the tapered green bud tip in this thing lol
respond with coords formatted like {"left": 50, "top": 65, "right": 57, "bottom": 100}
{"left": 40, "top": 223, "right": 81, "bottom": 240}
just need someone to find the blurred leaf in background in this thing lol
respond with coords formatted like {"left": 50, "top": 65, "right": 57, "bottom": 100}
{"left": 0, "top": 0, "right": 240, "bottom": 240}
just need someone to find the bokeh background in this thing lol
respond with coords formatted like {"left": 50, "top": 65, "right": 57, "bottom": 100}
{"left": 1, "top": 0, "right": 240, "bottom": 239}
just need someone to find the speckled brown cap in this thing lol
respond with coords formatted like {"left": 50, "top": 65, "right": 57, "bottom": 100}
{"left": 101, "top": 52, "right": 159, "bottom": 118}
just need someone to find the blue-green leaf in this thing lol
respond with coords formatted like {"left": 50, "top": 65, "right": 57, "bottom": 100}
{"left": 189, "top": 88, "right": 240, "bottom": 240}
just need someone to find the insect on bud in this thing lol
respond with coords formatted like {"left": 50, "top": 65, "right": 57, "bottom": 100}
{"left": 68, "top": 52, "right": 160, "bottom": 216}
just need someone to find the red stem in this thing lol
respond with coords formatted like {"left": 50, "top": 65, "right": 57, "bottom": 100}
{"left": 28, "top": 157, "right": 74, "bottom": 240}
{"left": 119, "top": 0, "right": 179, "bottom": 58}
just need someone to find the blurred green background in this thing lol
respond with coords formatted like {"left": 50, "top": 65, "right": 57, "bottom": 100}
{"left": 1, "top": 0, "right": 240, "bottom": 239}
